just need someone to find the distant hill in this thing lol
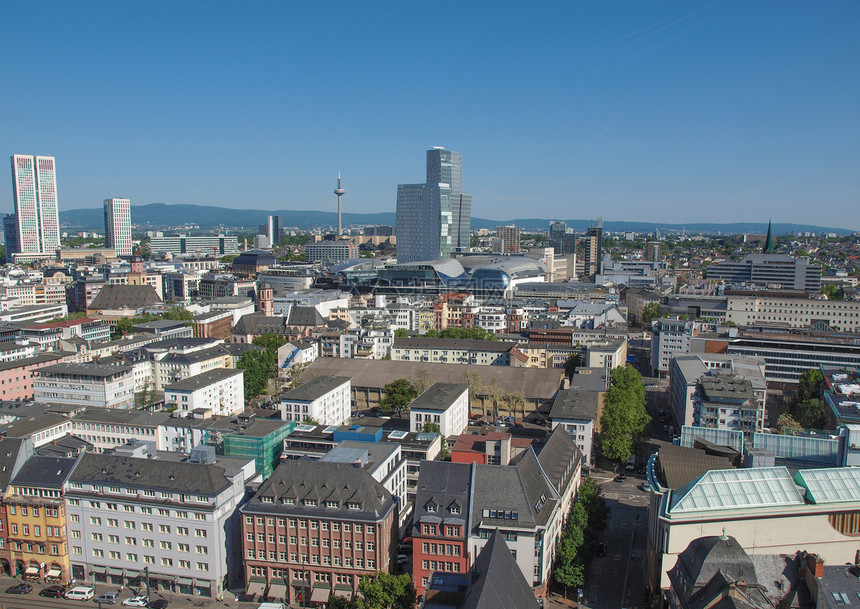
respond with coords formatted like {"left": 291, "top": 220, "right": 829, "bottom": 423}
{"left": 59, "top": 203, "right": 855, "bottom": 236}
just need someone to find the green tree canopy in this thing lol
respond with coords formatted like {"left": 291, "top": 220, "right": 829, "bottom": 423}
{"left": 355, "top": 572, "right": 416, "bottom": 609}
{"left": 394, "top": 329, "right": 409, "bottom": 338}
{"left": 599, "top": 365, "right": 650, "bottom": 463}
{"left": 379, "top": 379, "right": 416, "bottom": 416}
{"left": 641, "top": 302, "right": 659, "bottom": 326}
{"left": 776, "top": 412, "right": 803, "bottom": 435}
{"left": 788, "top": 369, "right": 826, "bottom": 429}
{"left": 163, "top": 306, "right": 194, "bottom": 321}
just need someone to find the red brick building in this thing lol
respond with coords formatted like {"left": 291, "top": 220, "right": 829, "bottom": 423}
{"left": 241, "top": 460, "right": 399, "bottom": 606}
{"left": 412, "top": 461, "right": 473, "bottom": 597}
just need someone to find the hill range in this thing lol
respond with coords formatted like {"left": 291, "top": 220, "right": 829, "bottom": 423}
{"left": 58, "top": 203, "right": 854, "bottom": 236}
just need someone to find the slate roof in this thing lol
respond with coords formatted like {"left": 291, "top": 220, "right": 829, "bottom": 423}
{"left": 12, "top": 456, "right": 78, "bottom": 488}
{"left": 280, "top": 376, "right": 351, "bottom": 402}
{"left": 457, "top": 529, "right": 540, "bottom": 609}
{"left": 535, "top": 426, "right": 581, "bottom": 497}
{"left": 243, "top": 460, "right": 396, "bottom": 522}
{"left": 473, "top": 449, "right": 556, "bottom": 530}
{"left": 409, "top": 383, "right": 468, "bottom": 412}
{"left": 549, "top": 388, "right": 600, "bottom": 421}
{"left": 233, "top": 313, "right": 289, "bottom": 336}
{"left": 0, "top": 438, "right": 26, "bottom": 490}
{"left": 0, "top": 352, "right": 63, "bottom": 372}
{"left": 413, "top": 461, "right": 473, "bottom": 538}
{"left": 37, "top": 362, "right": 132, "bottom": 378}
{"left": 286, "top": 306, "right": 325, "bottom": 327}
{"left": 88, "top": 284, "right": 162, "bottom": 310}
{"left": 164, "top": 368, "right": 243, "bottom": 392}
{"left": 69, "top": 452, "right": 234, "bottom": 496}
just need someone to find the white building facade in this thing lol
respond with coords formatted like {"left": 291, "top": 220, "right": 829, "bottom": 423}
{"left": 163, "top": 368, "right": 245, "bottom": 417}
{"left": 104, "top": 198, "right": 133, "bottom": 257}
{"left": 277, "top": 376, "right": 351, "bottom": 426}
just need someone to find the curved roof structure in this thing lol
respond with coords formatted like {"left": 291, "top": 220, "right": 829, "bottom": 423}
{"left": 669, "top": 466, "right": 804, "bottom": 514}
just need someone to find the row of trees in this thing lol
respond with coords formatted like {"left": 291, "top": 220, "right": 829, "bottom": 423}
{"left": 394, "top": 327, "right": 498, "bottom": 341}
{"left": 600, "top": 365, "right": 651, "bottom": 463}
{"left": 112, "top": 306, "right": 194, "bottom": 338}
{"left": 554, "top": 477, "right": 609, "bottom": 597}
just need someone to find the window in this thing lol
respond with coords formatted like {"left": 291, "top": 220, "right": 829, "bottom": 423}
{"left": 93, "top": 549, "right": 104, "bottom": 558}
{"left": 142, "top": 523, "right": 153, "bottom": 532}
{"left": 160, "top": 558, "right": 173, "bottom": 567}
{"left": 108, "top": 534, "right": 120, "bottom": 543}
{"left": 124, "top": 521, "right": 135, "bottom": 530}
{"left": 195, "top": 529, "right": 206, "bottom": 538}
{"left": 159, "top": 525, "right": 171, "bottom": 534}
{"left": 144, "top": 555, "right": 154, "bottom": 564}
{"left": 91, "top": 533, "right": 103, "bottom": 541}
{"left": 177, "top": 527, "right": 188, "bottom": 536}
{"left": 90, "top": 517, "right": 101, "bottom": 526}
{"left": 160, "top": 541, "right": 172, "bottom": 550}
{"left": 196, "top": 546, "right": 207, "bottom": 555}
{"left": 126, "top": 537, "right": 136, "bottom": 545}
{"left": 126, "top": 553, "right": 137, "bottom": 562}
{"left": 143, "top": 539, "right": 154, "bottom": 548}
{"left": 179, "top": 559, "right": 190, "bottom": 569}
{"left": 109, "top": 551, "right": 121, "bottom": 560}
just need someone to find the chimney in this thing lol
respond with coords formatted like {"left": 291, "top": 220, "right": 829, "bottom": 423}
{"left": 807, "top": 553, "right": 825, "bottom": 578}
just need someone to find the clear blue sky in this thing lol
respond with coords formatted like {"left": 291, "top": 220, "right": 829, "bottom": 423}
{"left": 2, "top": 1, "right": 858, "bottom": 228}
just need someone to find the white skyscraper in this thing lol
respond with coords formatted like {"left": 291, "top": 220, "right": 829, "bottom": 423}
{"left": 104, "top": 198, "right": 132, "bottom": 256}
{"left": 6, "top": 155, "right": 60, "bottom": 261}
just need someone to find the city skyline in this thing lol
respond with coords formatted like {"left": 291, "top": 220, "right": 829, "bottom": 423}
{"left": 1, "top": 3, "right": 858, "bottom": 228}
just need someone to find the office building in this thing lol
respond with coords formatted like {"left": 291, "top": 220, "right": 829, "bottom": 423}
{"left": 548, "top": 221, "right": 576, "bottom": 256}
{"left": 583, "top": 220, "right": 603, "bottom": 280}
{"left": 704, "top": 254, "right": 821, "bottom": 292}
{"left": 103, "top": 198, "right": 132, "bottom": 256}
{"left": 264, "top": 216, "right": 282, "bottom": 246}
{"left": 305, "top": 241, "right": 358, "bottom": 264}
{"left": 7, "top": 155, "right": 60, "bottom": 262}
{"left": 149, "top": 234, "right": 239, "bottom": 257}
{"left": 396, "top": 148, "right": 471, "bottom": 264}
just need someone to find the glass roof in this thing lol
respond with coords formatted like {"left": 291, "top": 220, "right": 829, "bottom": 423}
{"left": 670, "top": 466, "right": 805, "bottom": 513}
{"left": 794, "top": 467, "right": 860, "bottom": 504}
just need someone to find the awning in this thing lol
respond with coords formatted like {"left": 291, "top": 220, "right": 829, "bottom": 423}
{"left": 126, "top": 570, "right": 140, "bottom": 579}
{"left": 46, "top": 567, "right": 62, "bottom": 578}
{"left": 268, "top": 581, "right": 287, "bottom": 599}
{"left": 25, "top": 566, "right": 39, "bottom": 575}
{"left": 310, "top": 585, "right": 331, "bottom": 603}
{"left": 332, "top": 584, "right": 353, "bottom": 598}
{"left": 246, "top": 577, "right": 267, "bottom": 597}
{"left": 92, "top": 566, "right": 106, "bottom": 575}
{"left": 108, "top": 567, "right": 124, "bottom": 577}
{"left": 177, "top": 577, "right": 194, "bottom": 586}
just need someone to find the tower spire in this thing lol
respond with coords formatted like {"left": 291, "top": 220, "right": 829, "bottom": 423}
{"left": 334, "top": 171, "right": 345, "bottom": 237}
{"left": 763, "top": 220, "right": 774, "bottom": 254}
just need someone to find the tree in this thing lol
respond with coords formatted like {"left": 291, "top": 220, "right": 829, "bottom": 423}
{"left": 379, "top": 379, "right": 416, "bottom": 417}
{"left": 484, "top": 379, "right": 504, "bottom": 419}
{"left": 163, "top": 306, "right": 194, "bottom": 321}
{"left": 820, "top": 284, "right": 841, "bottom": 300}
{"left": 355, "top": 572, "right": 416, "bottom": 609}
{"left": 410, "top": 369, "right": 432, "bottom": 395}
{"left": 776, "top": 412, "right": 803, "bottom": 435}
{"left": 423, "top": 421, "right": 449, "bottom": 459}
{"left": 641, "top": 302, "right": 659, "bottom": 326}
{"left": 789, "top": 369, "right": 826, "bottom": 429}
{"left": 424, "top": 329, "right": 440, "bottom": 338}
{"left": 599, "top": 365, "right": 650, "bottom": 463}
{"left": 505, "top": 391, "right": 527, "bottom": 421}
{"left": 564, "top": 353, "right": 582, "bottom": 379}
{"left": 394, "top": 329, "right": 409, "bottom": 338}
{"left": 553, "top": 476, "right": 607, "bottom": 597}
{"left": 303, "top": 416, "right": 320, "bottom": 425}
{"left": 326, "top": 596, "right": 356, "bottom": 609}
{"left": 237, "top": 349, "right": 270, "bottom": 398}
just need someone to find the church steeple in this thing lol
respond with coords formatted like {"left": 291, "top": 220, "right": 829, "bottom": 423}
{"left": 763, "top": 220, "right": 774, "bottom": 254}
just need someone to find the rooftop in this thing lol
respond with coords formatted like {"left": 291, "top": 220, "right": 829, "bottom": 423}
{"left": 164, "top": 368, "right": 244, "bottom": 392}
{"left": 409, "top": 383, "right": 469, "bottom": 412}
{"left": 669, "top": 466, "right": 805, "bottom": 514}
{"left": 280, "top": 376, "right": 351, "bottom": 402}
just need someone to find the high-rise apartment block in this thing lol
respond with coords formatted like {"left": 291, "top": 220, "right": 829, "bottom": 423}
{"left": 548, "top": 221, "right": 576, "bottom": 255}
{"left": 583, "top": 220, "right": 603, "bottom": 280}
{"left": 494, "top": 225, "right": 522, "bottom": 254}
{"left": 103, "top": 198, "right": 132, "bottom": 256}
{"left": 396, "top": 148, "right": 471, "bottom": 264}
{"left": 6, "top": 155, "right": 61, "bottom": 262}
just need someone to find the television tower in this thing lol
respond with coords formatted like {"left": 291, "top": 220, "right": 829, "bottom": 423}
{"left": 334, "top": 171, "right": 345, "bottom": 236}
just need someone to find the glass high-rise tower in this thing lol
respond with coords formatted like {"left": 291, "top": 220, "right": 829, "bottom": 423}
{"left": 396, "top": 147, "right": 471, "bottom": 263}
{"left": 6, "top": 155, "right": 60, "bottom": 263}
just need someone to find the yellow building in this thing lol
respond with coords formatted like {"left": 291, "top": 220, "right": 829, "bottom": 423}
{"left": 4, "top": 456, "right": 75, "bottom": 583}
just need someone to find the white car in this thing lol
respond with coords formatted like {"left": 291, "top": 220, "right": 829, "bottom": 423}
{"left": 122, "top": 597, "right": 150, "bottom": 607}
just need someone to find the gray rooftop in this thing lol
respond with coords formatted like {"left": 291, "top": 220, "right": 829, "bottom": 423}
{"left": 164, "top": 368, "right": 243, "bottom": 392}
{"left": 38, "top": 362, "right": 132, "bottom": 378}
{"left": 12, "top": 456, "right": 78, "bottom": 488}
{"left": 549, "top": 388, "right": 600, "bottom": 421}
{"left": 280, "top": 376, "right": 351, "bottom": 402}
{"left": 69, "top": 452, "right": 239, "bottom": 495}
{"left": 409, "top": 383, "right": 469, "bottom": 412}
{"left": 393, "top": 337, "right": 517, "bottom": 353}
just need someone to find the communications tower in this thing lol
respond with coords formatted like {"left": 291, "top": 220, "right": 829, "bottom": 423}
{"left": 334, "top": 171, "right": 345, "bottom": 236}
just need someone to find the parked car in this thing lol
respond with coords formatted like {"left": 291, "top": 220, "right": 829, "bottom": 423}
{"left": 642, "top": 481, "right": 652, "bottom": 492}
{"left": 122, "top": 597, "right": 150, "bottom": 607}
{"left": 40, "top": 585, "right": 66, "bottom": 598}
{"left": 65, "top": 585, "right": 95, "bottom": 600}
{"left": 6, "top": 582, "right": 32, "bottom": 594}
{"left": 147, "top": 600, "right": 170, "bottom": 609}
{"left": 615, "top": 473, "right": 626, "bottom": 482}
{"left": 96, "top": 591, "right": 120, "bottom": 604}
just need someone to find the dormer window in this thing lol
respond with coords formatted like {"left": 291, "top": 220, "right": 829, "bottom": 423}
{"left": 450, "top": 505, "right": 460, "bottom": 515}
{"left": 347, "top": 502, "right": 360, "bottom": 510}
{"left": 426, "top": 503, "right": 437, "bottom": 513}
{"left": 304, "top": 499, "right": 317, "bottom": 507}
{"left": 325, "top": 501, "right": 338, "bottom": 508}
{"left": 261, "top": 497, "right": 274, "bottom": 503}
{"left": 282, "top": 498, "right": 296, "bottom": 505}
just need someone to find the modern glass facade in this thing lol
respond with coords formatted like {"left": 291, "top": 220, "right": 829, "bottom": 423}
{"left": 396, "top": 148, "right": 471, "bottom": 263}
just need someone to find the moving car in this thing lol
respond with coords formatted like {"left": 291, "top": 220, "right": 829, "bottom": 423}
{"left": 6, "top": 583, "right": 33, "bottom": 594}
{"left": 39, "top": 585, "right": 66, "bottom": 598}
{"left": 641, "top": 481, "right": 652, "bottom": 492}
{"left": 122, "top": 596, "right": 150, "bottom": 607}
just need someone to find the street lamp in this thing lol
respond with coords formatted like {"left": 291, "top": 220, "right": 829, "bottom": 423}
{"left": 144, "top": 566, "right": 150, "bottom": 598}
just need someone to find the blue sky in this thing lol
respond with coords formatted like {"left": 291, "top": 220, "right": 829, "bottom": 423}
{"left": 2, "top": 1, "right": 858, "bottom": 228}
